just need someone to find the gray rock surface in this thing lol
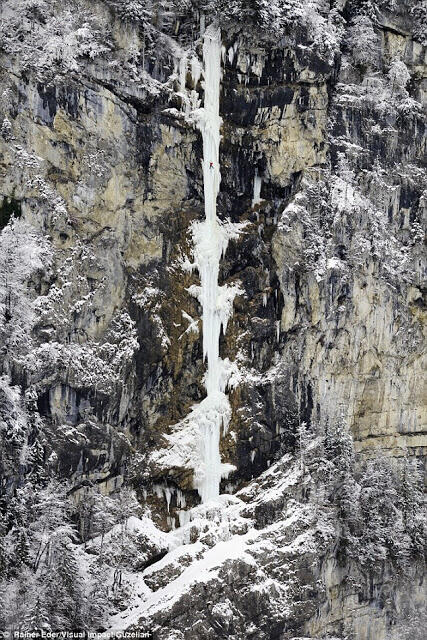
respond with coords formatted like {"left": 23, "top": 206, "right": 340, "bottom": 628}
{"left": 0, "top": 0, "right": 425, "bottom": 638}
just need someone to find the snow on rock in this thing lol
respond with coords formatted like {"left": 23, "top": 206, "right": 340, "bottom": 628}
{"left": 105, "top": 455, "right": 335, "bottom": 638}
{"left": 85, "top": 515, "right": 169, "bottom": 559}
{"left": 178, "top": 310, "right": 199, "bottom": 339}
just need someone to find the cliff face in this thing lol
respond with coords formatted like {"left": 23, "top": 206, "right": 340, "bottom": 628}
{"left": 0, "top": 1, "right": 425, "bottom": 638}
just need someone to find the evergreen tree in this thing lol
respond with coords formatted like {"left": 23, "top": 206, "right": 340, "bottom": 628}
{"left": 323, "top": 416, "right": 354, "bottom": 472}
{"left": 31, "top": 482, "right": 75, "bottom": 571}
{"left": 355, "top": 457, "right": 414, "bottom": 570}
{"left": 87, "top": 557, "right": 109, "bottom": 631}
{"left": 346, "top": 15, "right": 379, "bottom": 69}
{"left": 388, "top": 58, "right": 410, "bottom": 98}
{"left": 55, "top": 543, "right": 85, "bottom": 629}
{"left": 0, "top": 218, "right": 52, "bottom": 367}
{"left": 399, "top": 457, "right": 427, "bottom": 559}
{"left": 14, "top": 527, "right": 30, "bottom": 570}
{"left": 23, "top": 594, "right": 51, "bottom": 632}
{"left": 40, "top": 542, "right": 84, "bottom": 631}
{"left": 323, "top": 417, "right": 359, "bottom": 562}
{"left": 3, "top": 567, "right": 37, "bottom": 633}
{"left": 43, "top": 568, "right": 69, "bottom": 630}
{"left": 91, "top": 492, "right": 117, "bottom": 557}
{"left": 0, "top": 513, "right": 8, "bottom": 579}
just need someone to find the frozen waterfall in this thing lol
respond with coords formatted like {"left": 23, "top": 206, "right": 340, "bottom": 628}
{"left": 152, "top": 26, "right": 244, "bottom": 505}
{"left": 191, "top": 26, "right": 238, "bottom": 502}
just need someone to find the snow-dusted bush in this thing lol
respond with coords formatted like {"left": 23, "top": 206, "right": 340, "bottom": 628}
{"left": 388, "top": 58, "right": 411, "bottom": 97}
{"left": 115, "top": 0, "right": 153, "bottom": 23}
{"left": 0, "top": 0, "right": 111, "bottom": 76}
{"left": 346, "top": 15, "right": 379, "bottom": 69}
{"left": 410, "top": 3, "right": 427, "bottom": 46}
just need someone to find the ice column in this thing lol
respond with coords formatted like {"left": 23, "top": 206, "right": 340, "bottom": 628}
{"left": 197, "top": 27, "right": 222, "bottom": 392}
{"left": 252, "top": 169, "right": 263, "bottom": 207}
{"left": 192, "top": 26, "right": 234, "bottom": 502}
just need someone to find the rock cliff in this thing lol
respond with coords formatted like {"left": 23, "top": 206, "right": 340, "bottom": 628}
{"left": 0, "top": 1, "right": 425, "bottom": 638}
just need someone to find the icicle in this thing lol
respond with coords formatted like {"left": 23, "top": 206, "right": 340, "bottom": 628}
{"left": 276, "top": 320, "right": 280, "bottom": 342}
{"left": 163, "top": 486, "right": 173, "bottom": 512}
{"left": 178, "top": 509, "right": 192, "bottom": 528}
{"left": 176, "top": 489, "right": 186, "bottom": 509}
{"left": 252, "top": 170, "right": 263, "bottom": 207}
{"left": 262, "top": 292, "right": 267, "bottom": 307}
{"left": 179, "top": 53, "right": 187, "bottom": 94}
{"left": 191, "top": 56, "right": 202, "bottom": 88}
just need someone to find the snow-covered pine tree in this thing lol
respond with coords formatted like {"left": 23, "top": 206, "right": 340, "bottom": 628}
{"left": 322, "top": 417, "right": 359, "bottom": 562}
{"left": 22, "top": 594, "right": 51, "bottom": 632}
{"left": 0, "top": 379, "right": 28, "bottom": 482}
{"left": 357, "top": 457, "right": 409, "bottom": 570}
{"left": 55, "top": 542, "right": 85, "bottom": 629}
{"left": 38, "top": 538, "right": 85, "bottom": 630}
{"left": 323, "top": 416, "right": 354, "bottom": 473}
{"left": 90, "top": 491, "right": 117, "bottom": 556}
{"left": 14, "top": 527, "right": 30, "bottom": 570}
{"left": 31, "top": 482, "right": 75, "bottom": 571}
{"left": 86, "top": 557, "right": 109, "bottom": 631}
{"left": 2, "top": 567, "right": 37, "bottom": 633}
{"left": 398, "top": 457, "right": 427, "bottom": 560}
{"left": 0, "top": 219, "right": 51, "bottom": 369}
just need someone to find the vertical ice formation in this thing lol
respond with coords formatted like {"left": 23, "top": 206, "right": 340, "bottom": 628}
{"left": 190, "top": 26, "right": 241, "bottom": 502}
{"left": 194, "top": 26, "right": 223, "bottom": 391}
{"left": 179, "top": 53, "right": 187, "bottom": 93}
{"left": 252, "top": 169, "right": 263, "bottom": 207}
{"left": 151, "top": 27, "right": 244, "bottom": 505}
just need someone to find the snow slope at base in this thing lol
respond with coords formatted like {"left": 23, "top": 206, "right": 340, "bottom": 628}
{"left": 103, "top": 457, "right": 329, "bottom": 635}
